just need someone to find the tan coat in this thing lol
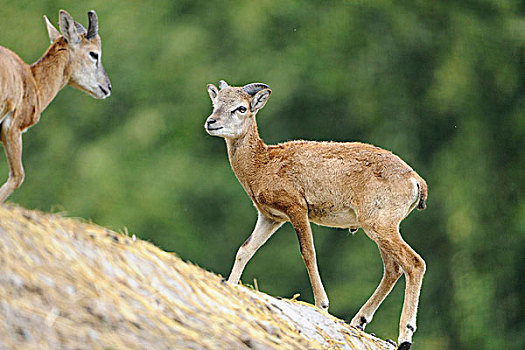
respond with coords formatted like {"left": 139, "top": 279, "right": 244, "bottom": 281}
{"left": 205, "top": 81, "right": 427, "bottom": 350}
{"left": 227, "top": 126, "right": 427, "bottom": 227}
{"left": 0, "top": 10, "right": 111, "bottom": 201}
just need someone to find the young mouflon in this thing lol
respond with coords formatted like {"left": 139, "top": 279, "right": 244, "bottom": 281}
{"left": 0, "top": 10, "right": 111, "bottom": 201}
{"left": 205, "top": 80, "right": 427, "bottom": 350}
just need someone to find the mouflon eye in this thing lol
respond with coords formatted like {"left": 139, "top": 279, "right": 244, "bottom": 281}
{"left": 237, "top": 106, "right": 247, "bottom": 114}
{"left": 89, "top": 51, "right": 99, "bottom": 60}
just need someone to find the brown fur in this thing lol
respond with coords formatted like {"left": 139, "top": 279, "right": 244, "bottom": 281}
{"left": 0, "top": 10, "right": 111, "bottom": 201}
{"left": 205, "top": 81, "right": 428, "bottom": 348}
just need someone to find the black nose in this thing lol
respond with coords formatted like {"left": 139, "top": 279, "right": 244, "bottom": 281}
{"left": 98, "top": 85, "right": 109, "bottom": 95}
{"left": 207, "top": 119, "right": 216, "bottom": 126}
{"left": 108, "top": 83, "right": 112, "bottom": 91}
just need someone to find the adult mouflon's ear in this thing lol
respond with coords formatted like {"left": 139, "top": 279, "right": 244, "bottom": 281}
{"left": 250, "top": 88, "right": 271, "bottom": 113}
{"left": 44, "top": 15, "right": 61, "bottom": 43}
{"left": 59, "top": 10, "right": 81, "bottom": 45}
{"left": 74, "top": 21, "right": 87, "bottom": 36}
{"left": 207, "top": 84, "right": 219, "bottom": 101}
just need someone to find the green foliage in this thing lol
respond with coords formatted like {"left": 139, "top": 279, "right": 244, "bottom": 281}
{"left": 1, "top": 1, "right": 524, "bottom": 349}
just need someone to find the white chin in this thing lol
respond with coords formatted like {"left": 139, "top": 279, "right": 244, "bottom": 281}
{"left": 88, "top": 90, "right": 106, "bottom": 99}
{"left": 206, "top": 127, "right": 238, "bottom": 138}
{"left": 96, "top": 90, "right": 110, "bottom": 99}
{"left": 208, "top": 130, "right": 226, "bottom": 137}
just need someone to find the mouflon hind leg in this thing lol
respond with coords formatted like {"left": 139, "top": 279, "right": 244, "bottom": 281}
{"left": 351, "top": 245, "right": 403, "bottom": 330}
{"left": 365, "top": 224, "right": 425, "bottom": 349}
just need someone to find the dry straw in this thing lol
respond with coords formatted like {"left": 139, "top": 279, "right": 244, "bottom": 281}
{"left": 0, "top": 204, "right": 394, "bottom": 350}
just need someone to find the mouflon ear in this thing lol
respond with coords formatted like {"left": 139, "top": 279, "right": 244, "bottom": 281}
{"left": 44, "top": 15, "right": 61, "bottom": 43}
{"left": 250, "top": 88, "right": 271, "bottom": 113}
{"left": 59, "top": 10, "right": 81, "bottom": 45}
{"left": 207, "top": 84, "right": 219, "bottom": 101}
{"left": 74, "top": 21, "right": 87, "bottom": 35}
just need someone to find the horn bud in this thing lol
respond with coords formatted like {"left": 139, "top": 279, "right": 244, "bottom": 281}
{"left": 86, "top": 10, "right": 98, "bottom": 39}
{"left": 219, "top": 80, "right": 229, "bottom": 90}
{"left": 242, "top": 83, "right": 270, "bottom": 96}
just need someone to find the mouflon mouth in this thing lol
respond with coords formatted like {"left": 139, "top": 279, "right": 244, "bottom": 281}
{"left": 206, "top": 126, "right": 224, "bottom": 131}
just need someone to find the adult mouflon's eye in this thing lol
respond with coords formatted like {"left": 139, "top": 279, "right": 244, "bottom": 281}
{"left": 89, "top": 51, "right": 99, "bottom": 60}
{"left": 237, "top": 106, "right": 247, "bottom": 113}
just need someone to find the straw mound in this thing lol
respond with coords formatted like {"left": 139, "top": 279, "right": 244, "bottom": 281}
{"left": 0, "top": 204, "right": 395, "bottom": 350}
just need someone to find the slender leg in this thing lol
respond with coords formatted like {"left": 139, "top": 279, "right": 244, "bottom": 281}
{"left": 351, "top": 246, "right": 403, "bottom": 330}
{"left": 392, "top": 240, "right": 425, "bottom": 348}
{"left": 228, "top": 211, "right": 283, "bottom": 284}
{"left": 0, "top": 124, "right": 24, "bottom": 202}
{"left": 288, "top": 209, "right": 329, "bottom": 310}
{"left": 369, "top": 226, "right": 425, "bottom": 349}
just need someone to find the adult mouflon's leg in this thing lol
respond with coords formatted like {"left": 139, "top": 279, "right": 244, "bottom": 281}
{"left": 0, "top": 123, "right": 24, "bottom": 202}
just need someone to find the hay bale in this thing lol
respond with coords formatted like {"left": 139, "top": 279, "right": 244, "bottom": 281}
{"left": 0, "top": 204, "right": 395, "bottom": 350}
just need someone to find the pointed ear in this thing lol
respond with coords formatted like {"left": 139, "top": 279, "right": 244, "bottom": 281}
{"left": 44, "top": 15, "right": 61, "bottom": 43}
{"left": 250, "top": 88, "right": 271, "bottom": 113}
{"left": 59, "top": 10, "right": 81, "bottom": 45}
{"left": 207, "top": 84, "right": 219, "bottom": 101}
{"left": 74, "top": 22, "right": 87, "bottom": 36}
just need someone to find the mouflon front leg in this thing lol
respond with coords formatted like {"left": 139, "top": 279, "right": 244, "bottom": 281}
{"left": 228, "top": 211, "right": 283, "bottom": 284}
{"left": 0, "top": 124, "right": 24, "bottom": 202}
{"left": 287, "top": 207, "right": 329, "bottom": 310}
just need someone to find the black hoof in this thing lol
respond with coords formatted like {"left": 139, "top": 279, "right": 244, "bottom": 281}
{"left": 398, "top": 341, "right": 411, "bottom": 350}
{"left": 355, "top": 325, "right": 364, "bottom": 331}
{"left": 355, "top": 316, "right": 367, "bottom": 331}
{"left": 386, "top": 339, "right": 396, "bottom": 347}
{"left": 370, "top": 333, "right": 376, "bottom": 337}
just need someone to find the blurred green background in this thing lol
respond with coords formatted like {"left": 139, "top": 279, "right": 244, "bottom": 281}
{"left": 1, "top": 1, "right": 524, "bottom": 349}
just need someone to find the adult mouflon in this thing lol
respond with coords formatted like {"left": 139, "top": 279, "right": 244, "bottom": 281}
{"left": 0, "top": 10, "right": 111, "bottom": 201}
